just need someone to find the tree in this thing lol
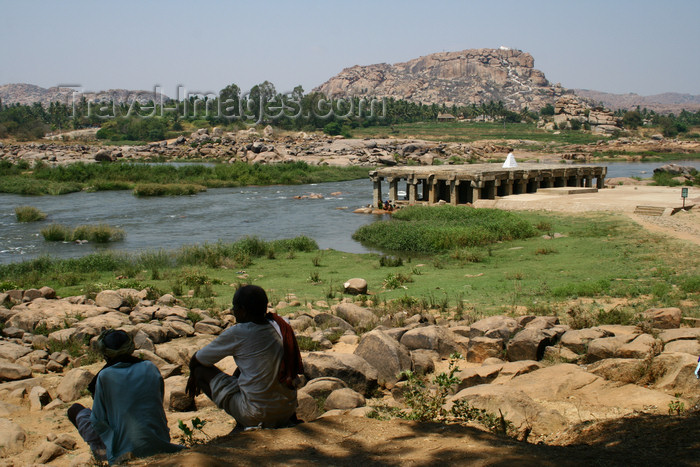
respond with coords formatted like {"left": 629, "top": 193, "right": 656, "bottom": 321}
{"left": 622, "top": 110, "right": 643, "bottom": 129}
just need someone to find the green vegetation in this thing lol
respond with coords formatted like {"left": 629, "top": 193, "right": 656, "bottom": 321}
{"left": 368, "top": 355, "right": 515, "bottom": 436}
{"left": 353, "top": 205, "right": 536, "bottom": 253}
{"left": 0, "top": 160, "right": 370, "bottom": 195}
{"left": 40, "top": 223, "right": 125, "bottom": 243}
{"left": 133, "top": 183, "right": 207, "bottom": 196}
{"left": 15, "top": 205, "right": 47, "bottom": 222}
{"left": 1, "top": 213, "right": 697, "bottom": 323}
{"left": 651, "top": 169, "right": 700, "bottom": 187}
{"left": 351, "top": 121, "right": 603, "bottom": 145}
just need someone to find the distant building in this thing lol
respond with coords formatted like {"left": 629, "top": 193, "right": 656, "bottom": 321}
{"left": 437, "top": 113, "right": 456, "bottom": 122}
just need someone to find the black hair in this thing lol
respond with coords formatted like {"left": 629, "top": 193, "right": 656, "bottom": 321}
{"left": 103, "top": 329, "right": 130, "bottom": 350}
{"left": 232, "top": 285, "right": 268, "bottom": 319}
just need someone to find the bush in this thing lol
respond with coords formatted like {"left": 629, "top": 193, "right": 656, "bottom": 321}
{"left": 41, "top": 223, "right": 125, "bottom": 243}
{"left": 41, "top": 224, "right": 72, "bottom": 241}
{"left": 75, "top": 224, "right": 126, "bottom": 243}
{"left": 353, "top": 205, "right": 536, "bottom": 253}
{"left": 133, "top": 183, "right": 207, "bottom": 196}
{"left": 15, "top": 206, "right": 47, "bottom": 222}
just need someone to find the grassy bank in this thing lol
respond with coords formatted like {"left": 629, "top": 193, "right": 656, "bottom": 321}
{"left": 0, "top": 161, "right": 370, "bottom": 195}
{"left": 352, "top": 206, "right": 536, "bottom": 252}
{"left": 351, "top": 122, "right": 605, "bottom": 145}
{"left": 1, "top": 213, "right": 697, "bottom": 321}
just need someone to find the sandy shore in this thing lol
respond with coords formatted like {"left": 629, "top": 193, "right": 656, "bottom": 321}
{"left": 474, "top": 185, "right": 700, "bottom": 245}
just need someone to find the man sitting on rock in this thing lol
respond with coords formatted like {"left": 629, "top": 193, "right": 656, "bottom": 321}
{"left": 186, "top": 284, "right": 303, "bottom": 430}
{"left": 67, "top": 329, "right": 182, "bottom": 464}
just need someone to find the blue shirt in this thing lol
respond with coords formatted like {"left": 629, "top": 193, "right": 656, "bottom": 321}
{"left": 90, "top": 360, "right": 181, "bottom": 464}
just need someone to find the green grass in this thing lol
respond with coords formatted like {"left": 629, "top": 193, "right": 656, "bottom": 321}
{"left": 15, "top": 205, "right": 47, "bottom": 222}
{"left": 0, "top": 160, "right": 370, "bottom": 196}
{"left": 2, "top": 214, "right": 697, "bottom": 321}
{"left": 133, "top": 183, "right": 207, "bottom": 196}
{"left": 40, "top": 223, "right": 125, "bottom": 243}
{"left": 352, "top": 122, "right": 605, "bottom": 145}
{"left": 352, "top": 205, "right": 536, "bottom": 252}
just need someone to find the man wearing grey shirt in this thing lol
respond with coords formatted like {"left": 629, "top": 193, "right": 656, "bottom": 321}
{"left": 186, "top": 285, "right": 300, "bottom": 429}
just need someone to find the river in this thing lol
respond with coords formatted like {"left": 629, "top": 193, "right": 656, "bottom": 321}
{"left": 1, "top": 160, "right": 697, "bottom": 265}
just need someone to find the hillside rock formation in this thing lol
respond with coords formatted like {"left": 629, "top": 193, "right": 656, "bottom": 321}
{"left": 538, "top": 95, "right": 622, "bottom": 134}
{"left": 314, "top": 48, "right": 567, "bottom": 111}
{"left": 574, "top": 89, "right": 700, "bottom": 113}
{"left": 0, "top": 83, "right": 167, "bottom": 107}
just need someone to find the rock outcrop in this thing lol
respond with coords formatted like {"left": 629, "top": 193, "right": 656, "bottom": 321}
{"left": 314, "top": 48, "right": 566, "bottom": 111}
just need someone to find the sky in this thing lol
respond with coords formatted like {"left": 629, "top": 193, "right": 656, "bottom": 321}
{"left": 1, "top": 0, "right": 699, "bottom": 98}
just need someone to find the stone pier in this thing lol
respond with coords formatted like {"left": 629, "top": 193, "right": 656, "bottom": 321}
{"left": 369, "top": 163, "right": 607, "bottom": 206}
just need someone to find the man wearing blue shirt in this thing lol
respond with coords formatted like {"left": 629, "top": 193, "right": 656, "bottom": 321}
{"left": 67, "top": 329, "right": 182, "bottom": 464}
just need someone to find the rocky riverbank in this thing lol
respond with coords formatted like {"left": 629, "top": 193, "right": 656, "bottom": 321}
{"left": 0, "top": 286, "right": 698, "bottom": 465}
{"left": 2, "top": 125, "right": 699, "bottom": 169}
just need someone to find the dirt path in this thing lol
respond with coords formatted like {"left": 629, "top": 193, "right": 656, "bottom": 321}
{"left": 134, "top": 413, "right": 700, "bottom": 467}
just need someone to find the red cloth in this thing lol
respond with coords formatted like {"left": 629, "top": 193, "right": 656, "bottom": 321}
{"left": 268, "top": 313, "right": 303, "bottom": 389}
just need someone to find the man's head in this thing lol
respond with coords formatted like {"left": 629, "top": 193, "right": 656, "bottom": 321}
{"left": 232, "top": 285, "right": 268, "bottom": 323}
{"left": 95, "top": 329, "right": 134, "bottom": 362}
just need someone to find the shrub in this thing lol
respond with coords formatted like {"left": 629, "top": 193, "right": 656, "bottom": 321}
{"left": 353, "top": 205, "right": 536, "bottom": 253}
{"left": 15, "top": 206, "right": 47, "bottom": 222}
{"left": 133, "top": 183, "right": 207, "bottom": 196}
{"left": 72, "top": 224, "right": 125, "bottom": 243}
{"left": 41, "top": 224, "right": 72, "bottom": 241}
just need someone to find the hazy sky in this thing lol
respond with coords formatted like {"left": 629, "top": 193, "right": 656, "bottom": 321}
{"left": 1, "top": 0, "right": 698, "bottom": 97}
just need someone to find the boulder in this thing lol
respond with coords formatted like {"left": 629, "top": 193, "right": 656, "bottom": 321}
{"left": 23, "top": 288, "right": 43, "bottom": 302}
{"left": 467, "top": 336, "right": 504, "bottom": 363}
{"left": 313, "top": 313, "right": 354, "bottom": 331}
{"left": 39, "top": 286, "right": 56, "bottom": 299}
{"left": 446, "top": 384, "right": 567, "bottom": 438}
{"left": 354, "top": 329, "right": 412, "bottom": 385}
{"left": 0, "top": 361, "right": 32, "bottom": 381}
{"left": 587, "top": 358, "right": 646, "bottom": 384}
{"left": 542, "top": 345, "right": 580, "bottom": 363}
{"left": 194, "top": 322, "right": 223, "bottom": 335}
{"left": 0, "top": 418, "right": 26, "bottom": 452}
{"left": 663, "top": 339, "right": 700, "bottom": 356}
{"left": 343, "top": 278, "right": 368, "bottom": 295}
{"left": 504, "top": 364, "right": 677, "bottom": 415}
{"left": 658, "top": 328, "right": 700, "bottom": 345}
{"left": 400, "top": 325, "right": 463, "bottom": 358}
{"left": 56, "top": 368, "right": 94, "bottom": 402}
{"left": 559, "top": 328, "right": 612, "bottom": 354}
{"left": 643, "top": 307, "right": 682, "bottom": 329}
{"left": 455, "top": 363, "right": 504, "bottom": 391}
{"left": 334, "top": 303, "right": 376, "bottom": 328}
{"left": 468, "top": 316, "right": 519, "bottom": 340}
{"left": 34, "top": 441, "right": 66, "bottom": 463}
{"left": 299, "top": 377, "right": 348, "bottom": 399}
{"left": 616, "top": 334, "right": 658, "bottom": 359}
{"left": 587, "top": 335, "right": 637, "bottom": 361}
{"left": 650, "top": 352, "right": 699, "bottom": 396}
{"left": 0, "top": 342, "right": 32, "bottom": 362}
{"left": 157, "top": 294, "right": 177, "bottom": 306}
{"left": 522, "top": 316, "right": 559, "bottom": 330}
{"left": 324, "top": 388, "right": 365, "bottom": 411}
{"left": 410, "top": 349, "right": 437, "bottom": 375}
{"left": 303, "top": 352, "right": 378, "bottom": 396}
{"left": 154, "top": 305, "right": 189, "bottom": 320}
{"left": 29, "top": 385, "right": 52, "bottom": 411}
{"left": 296, "top": 391, "right": 321, "bottom": 422}
{"left": 95, "top": 290, "right": 124, "bottom": 309}
{"left": 506, "top": 328, "right": 557, "bottom": 361}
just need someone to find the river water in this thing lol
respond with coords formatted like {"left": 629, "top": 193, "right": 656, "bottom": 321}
{"left": 1, "top": 160, "right": 697, "bottom": 265}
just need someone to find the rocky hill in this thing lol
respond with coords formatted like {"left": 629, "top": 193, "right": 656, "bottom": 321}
{"left": 314, "top": 48, "right": 568, "bottom": 111}
{"left": 0, "top": 83, "right": 167, "bottom": 107}
{"left": 573, "top": 89, "right": 700, "bottom": 113}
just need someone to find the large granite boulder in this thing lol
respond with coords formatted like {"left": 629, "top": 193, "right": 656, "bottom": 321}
{"left": 354, "top": 329, "right": 411, "bottom": 385}
{"left": 303, "top": 352, "right": 378, "bottom": 396}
